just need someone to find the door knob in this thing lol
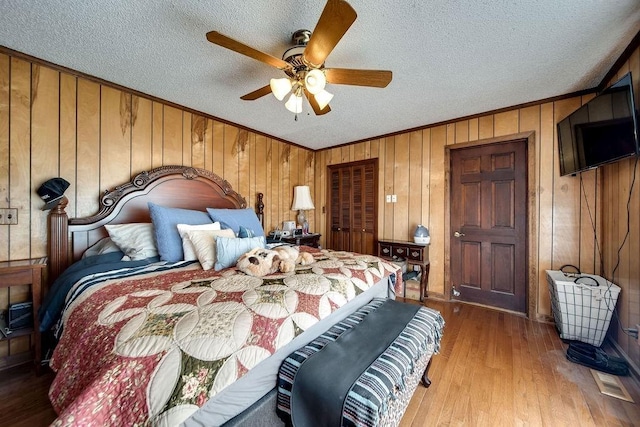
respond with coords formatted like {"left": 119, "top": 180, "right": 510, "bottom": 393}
{"left": 454, "top": 231, "right": 465, "bottom": 238}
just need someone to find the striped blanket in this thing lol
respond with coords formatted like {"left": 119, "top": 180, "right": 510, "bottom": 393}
{"left": 277, "top": 298, "right": 444, "bottom": 427}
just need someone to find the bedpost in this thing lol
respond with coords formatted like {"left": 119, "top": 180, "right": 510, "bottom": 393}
{"left": 48, "top": 196, "right": 69, "bottom": 286}
{"left": 256, "top": 192, "right": 264, "bottom": 227}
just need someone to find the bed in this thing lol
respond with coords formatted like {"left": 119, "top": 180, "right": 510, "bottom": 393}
{"left": 42, "top": 166, "right": 440, "bottom": 426}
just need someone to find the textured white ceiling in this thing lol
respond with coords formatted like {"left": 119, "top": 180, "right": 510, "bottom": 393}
{"left": 1, "top": 0, "right": 639, "bottom": 150}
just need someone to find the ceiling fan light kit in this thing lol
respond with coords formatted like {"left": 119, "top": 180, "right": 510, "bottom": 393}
{"left": 206, "top": 0, "right": 392, "bottom": 117}
{"left": 270, "top": 77, "right": 293, "bottom": 101}
{"left": 314, "top": 89, "right": 333, "bottom": 110}
{"left": 285, "top": 91, "right": 303, "bottom": 114}
{"left": 304, "top": 69, "right": 326, "bottom": 94}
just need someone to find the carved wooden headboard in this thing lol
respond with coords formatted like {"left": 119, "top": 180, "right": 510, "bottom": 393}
{"left": 47, "top": 166, "right": 264, "bottom": 284}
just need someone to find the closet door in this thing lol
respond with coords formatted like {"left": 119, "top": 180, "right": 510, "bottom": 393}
{"left": 327, "top": 159, "right": 377, "bottom": 254}
{"left": 329, "top": 167, "right": 352, "bottom": 251}
{"left": 350, "top": 163, "right": 376, "bottom": 254}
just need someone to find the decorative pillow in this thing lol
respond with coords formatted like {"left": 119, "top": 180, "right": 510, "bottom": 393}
{"left": 104, "top": 223, "right": 158, "bottom": 261}
{"left": 177, "top": 222, "right": 221, "bottom": 261}
{"left": 238, "top": 225, "right": 255, "bottom": 238}
{"left": 148, "top": 203, "right": 212, "bottom": 262}
{"left": 81, "top": 237, "right": 121, "bottom": 259}
{"left": 206, "top": 208, "right": 265, "bottom": 237}
{"left": 186, "top": 228, "right": 236, "bottom": 270}
{"left": 215, "top": 236, "right": 266, "bottom": 271}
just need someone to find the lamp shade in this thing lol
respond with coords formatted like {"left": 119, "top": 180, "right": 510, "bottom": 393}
{"left": 314, "top": 89, "right": 333, "bottom": 109}
{"left": 291, "top": 186, "right": 315, "bottom": 211}
{"left": 304, "top": 69, "right": 326, "bottom": 95}
{"left": 270, "top": 77, "right": 293, "bottom": 101}
{"left": 285, "top": 93, "right": 303, "bottom": 114}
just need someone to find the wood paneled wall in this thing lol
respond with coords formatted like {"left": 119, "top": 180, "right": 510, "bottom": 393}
{"left": 601, "top": 46, "right": 640, "bottom": 369}
{"left": 2, "top": 44, "right": 637, "bottom": 366}
{"left": 0, "top": 52, "right": 315, "bottom": 360}
{"left": 0, "top": 52, "right": 315, "bottom": 263}
{"left": 314, "top": 47, "right": 640, "bottom": 369}
{"left": 314, "top": 96, "right": 601, "bottom": 320}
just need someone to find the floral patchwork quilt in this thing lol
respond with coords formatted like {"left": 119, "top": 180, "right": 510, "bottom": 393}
{"left": 49, "top": 248, "right": 402, "bottom": 426}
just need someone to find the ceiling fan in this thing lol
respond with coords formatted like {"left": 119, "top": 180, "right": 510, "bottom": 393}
{"left": 206, "top": 0, "right": 392, "bottom": 117}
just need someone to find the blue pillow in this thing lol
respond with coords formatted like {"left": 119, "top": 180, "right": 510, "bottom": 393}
{"left": 215, "top": 236, "right": 266, "bottom": 270}
{"left": 238, "top": 225, "right": 255, "bottom": 238}
{"left": 148, "top": 203, "right": 212, "bottom": 262}
{"left": 206, "top": 208, "right": 265, "bottom": 237}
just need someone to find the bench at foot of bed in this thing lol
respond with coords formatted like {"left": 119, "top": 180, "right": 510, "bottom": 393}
{"left": 423, "top": 358, "right": 433, "bottom": 387}
{"left": 277, "top": 298, "right": 445, "bottom": 427}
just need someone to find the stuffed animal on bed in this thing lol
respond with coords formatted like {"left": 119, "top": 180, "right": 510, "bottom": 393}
{"left": 236, "top": 245, "right": 314, "bottom": 276}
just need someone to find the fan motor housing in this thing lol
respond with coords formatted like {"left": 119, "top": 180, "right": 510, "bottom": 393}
{"left": 282, "top": 29, "right": 318, "bottom": 76}
{"left": 291, "top": 29, "right": 311, "bottom": 46}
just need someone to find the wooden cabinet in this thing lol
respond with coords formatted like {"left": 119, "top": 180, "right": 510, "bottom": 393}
{"left": 378, "top": 240, "right": 430, "bottom": 301}
{"left": 328, "top": 159, "right": 378, "bottom": 254}
{"left": 0, "top": 258, "right": 46, "bottom": 372}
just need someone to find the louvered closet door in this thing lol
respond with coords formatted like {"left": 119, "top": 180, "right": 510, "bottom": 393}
{"left": 328, "top": 160, "right": 378, "bottom": 254}
{"left": 350, "top": 163, "right": 376, "bottom": 254}
{"left": 330, "top": 167, "right": 351, "bottom": 251}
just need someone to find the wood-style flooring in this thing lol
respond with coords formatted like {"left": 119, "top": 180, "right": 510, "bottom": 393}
{"left": 402, "top": 300, "right": 640, "bottom": 426}
{"left": 0, "top": 299, "right": 638, "bottom": 427}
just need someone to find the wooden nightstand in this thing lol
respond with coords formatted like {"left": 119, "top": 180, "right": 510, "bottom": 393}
{"left": 378, "top": 240, "right": 430, "bottom": 301}
{"left": 0, "top": 257, "right": 46, "bottom": 372}
{"left": 271, "top": 233, "right": 321, "bottom": 248}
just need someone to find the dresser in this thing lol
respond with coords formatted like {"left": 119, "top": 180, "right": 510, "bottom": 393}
{"left": 378, "top": 240, "right": 430, "bottom": 301}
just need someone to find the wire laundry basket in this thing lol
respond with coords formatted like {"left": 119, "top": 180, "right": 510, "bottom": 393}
{"left": 546, "top": 269, "right": 621, "bottom": 347}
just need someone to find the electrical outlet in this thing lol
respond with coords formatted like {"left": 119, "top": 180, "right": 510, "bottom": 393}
{"left": 0, "top": 208, "right": 18, "bottom": 225}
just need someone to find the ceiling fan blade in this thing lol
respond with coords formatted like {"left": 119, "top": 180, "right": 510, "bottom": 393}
{"left": 325, "top": 68, "right": 392, "bottom": 88}
{"left": 305, "top": 89, "right": 331, "bottom": 115}
{"left": 303, "top": 0, "right": 357, "bottom": 67}
{"left": 206, "top": 31, "right": 292, "bottom": 71}
{"left": 240, "top": 85, "right": 273, "bottom": 101}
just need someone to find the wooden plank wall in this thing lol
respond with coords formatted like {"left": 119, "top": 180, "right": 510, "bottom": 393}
{"left": 315, "top": 97, "right": 601, "bottom": 321}
{"left": 0, "top": 51, "right": 315, "bottom": 360}
{"left": 600, "top": 46, "right": 640, "bottom": 369}
{"left": 3, "top": 45, "right": 635, "bottom": 361}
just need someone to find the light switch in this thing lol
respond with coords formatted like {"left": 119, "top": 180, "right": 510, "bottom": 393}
{"left": 391, "top": 195, "right": 397, "bottom": 203}
{"left": 385, "top": 195, "right": 391, "bottom": 203}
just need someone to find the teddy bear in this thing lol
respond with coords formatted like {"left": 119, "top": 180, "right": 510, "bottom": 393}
{"left": 236, "top": 245, "right": 314, "bottom": 277}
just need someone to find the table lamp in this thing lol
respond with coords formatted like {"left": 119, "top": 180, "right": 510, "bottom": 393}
{"left": 291, "top": 186, "right": 314, "bottom": 233}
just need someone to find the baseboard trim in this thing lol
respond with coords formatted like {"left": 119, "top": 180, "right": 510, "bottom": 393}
{"left": 608, "top": 338, "right": 640, "bottom": 385}
{"left": 425, "top": 291, "right": 446, "bottom": 300}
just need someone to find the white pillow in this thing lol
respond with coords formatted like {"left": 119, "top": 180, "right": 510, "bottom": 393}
{"left": 104, "top": 223, "right": 158, "bottom": 261}
{"left": 177, "top": 222, "right": 221, "bottom": 261}
{"left": 186, "top": 228, "right": 236, "bottom": 270}
{"left": 82, "top": 237, "right": 121, "bottom": 259}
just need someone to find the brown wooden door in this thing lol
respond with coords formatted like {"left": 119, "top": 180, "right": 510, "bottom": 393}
{"left": 450, "top": 140, "right": 527, "bottom": 312}
{"left": 328, "top": 160, "right": 377, "bottom": 254}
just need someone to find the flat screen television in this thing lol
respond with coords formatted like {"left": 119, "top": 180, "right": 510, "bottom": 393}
{"left": 557, "top": 72, "right": 639, "bottom": 176}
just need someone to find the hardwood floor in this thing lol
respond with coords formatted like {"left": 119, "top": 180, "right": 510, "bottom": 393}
{"left": 0, "top": 364, "right": 56, "bottom": 427}
{"left": 1, "top": 300, "right": 638, "bottom": 426}
{"left": 402, "top": 299, "right": 640, "bottom": 427}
